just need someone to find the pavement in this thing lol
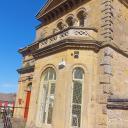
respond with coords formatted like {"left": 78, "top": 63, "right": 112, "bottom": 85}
{"left": 0, "top": 119, "right": 4, "bottom": 128}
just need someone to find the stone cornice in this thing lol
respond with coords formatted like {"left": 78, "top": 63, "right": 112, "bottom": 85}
{"left": 33, "top": 39, "right": 101, "bottom": 59}
{"left": 36, "top": 0, "right": 90, "bottom": 24}
{"left": 19, "top": 27, "right": 98, "bottom": 55}
{"left": 119, "top": 0, "right": 128, "bottom": 8}
{"left": 107, "top": 98, "right": 128, "bottom": 110}
{"left": 17, "top": 65, "right": 35, "bottom": 74}
{"left": 18, "top": 42, "right": 39, "bottom": 57}
{"left": 101, "top": 44, "right": 128, "bottom": 58}
{"left": 36, "top": 0, "right": 68, "bottom": 20}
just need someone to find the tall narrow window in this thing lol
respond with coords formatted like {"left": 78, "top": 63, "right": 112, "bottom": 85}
{"left": 72, "top": 67, "right": 84, "bottom": 127}
{"left": 41, "top": 68, "right": 56, "bottom": 124}
{"left": 77, "top": 11, "right": 86, "bottom": 27}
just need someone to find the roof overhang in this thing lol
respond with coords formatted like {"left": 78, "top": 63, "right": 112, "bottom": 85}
{"left": 33, "top": 39, "right": 101, "bottom": 59}
{"left": 36, "top": 0, "right": 68, "bottom": 20}
{"left": 17, "top": 65, "right": 35, "bottom": 74}
{"left": 119, "top": 0, "right": 128, "bottom": 7}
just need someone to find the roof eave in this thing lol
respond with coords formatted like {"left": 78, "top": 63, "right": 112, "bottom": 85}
{"left": 36, "top": 0, "right": 68, "bottom": 20}
{"left": 36, "top": 0, "right": 53, "bottom": 19}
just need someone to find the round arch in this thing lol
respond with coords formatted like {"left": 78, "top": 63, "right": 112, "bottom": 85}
{"left": 56, "top": 19, "right": 66, "bottom": 30}
{"left": 65, "top": 14, "right": 76, "bottom": 27}
{"left": 76, "top": 7, "right": 87, "bottom": 27}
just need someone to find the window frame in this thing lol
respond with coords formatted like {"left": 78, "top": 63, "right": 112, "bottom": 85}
{"left": 40, "top": 68, "right": 56, "bottom": 125}
{"left": 71, "top": 67, "right": 84, "bottom": 128}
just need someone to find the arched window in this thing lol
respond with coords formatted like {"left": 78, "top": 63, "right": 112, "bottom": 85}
{"left": 40, "top": 30, "right": 47, "bottom": 39}
{"left": 77, "top": 10, "right": 86, "bottom": 27}
{"left": 57, "top": 22, "right": 65, "bottom": 30}
{"left": 71, "top": 67, "right": 84, "bottom": 127}
{"left": 53, "top": 29, "right": 58, "bottom": 34}
{"left": 40, "top": 68, "right": 56, "bottom": 124}
{"left": 66, "top": 17, "right": 75, "bottom": 27}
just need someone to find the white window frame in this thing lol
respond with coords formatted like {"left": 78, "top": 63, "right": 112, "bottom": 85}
{"left": 43, "top": 80, "right": 56, "bottom": 124}
{"left": 39, "top": 68, "right": 56, "bottom": 125}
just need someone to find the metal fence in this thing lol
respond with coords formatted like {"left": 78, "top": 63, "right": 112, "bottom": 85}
{"left": 0, "top": 106, "right": 13, "bottom": 128}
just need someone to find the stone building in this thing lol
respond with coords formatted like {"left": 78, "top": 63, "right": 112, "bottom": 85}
{"left": 14, "top": 0, "right": 128, "bottom": 128}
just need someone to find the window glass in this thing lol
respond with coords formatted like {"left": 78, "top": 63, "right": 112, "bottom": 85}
{"left": 50, "top": 83, "right": 55, "bottom": 95}
{"left": 47, "top": 103, "right": 53, "bottom": 124}
{"left": 72, "top": 105, "right": 81, "bottom": 127}
{"left": 49, "top": 68, "right": 56, "bottom": 80}
{"left": 57, "top": 22, "right": 64, "bottom": 30}
{"left": 74, "top": 67, "right": 84, "bottom": 79}
{"left": 72, "top": 67, "right": 84, "bottom": 127}
{"left": 77, "top": 11, "right": 86, "bottom": 27}
{"left": 42, "top": 84, "right": 49, "bottom": 123}
{"left": 66, "top": 17, "right": 74, "bottom": 27}
{"left": 44, "top": 71, "right": 49, "bottom": 81}
{"left": 73, "top": 81, "right": 82, "bottom": 104}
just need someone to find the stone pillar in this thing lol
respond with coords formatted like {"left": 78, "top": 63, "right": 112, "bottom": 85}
{"left": 97, "top": 47, "right": 113, "bottom": 128}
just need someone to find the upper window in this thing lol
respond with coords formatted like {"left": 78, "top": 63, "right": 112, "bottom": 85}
{"left": 53, "top": 29, "right": 58, "bottom": 34}
{"left": 71, "top": 67, "right": 84, "bottom": 128}
{"left": 40, "top": 30, "right": 47, "bottom": 39}
{"left": 77, "top": 10, "right": 86, "bottom": 27}
{"left": 41, "top": 68, "right": 56, "bottom": 124}
{"left": 66, "top": 17, "right": 75, "bottom": 27}
{"left": 57, "top": 22, "right": 65, "bottom": 30}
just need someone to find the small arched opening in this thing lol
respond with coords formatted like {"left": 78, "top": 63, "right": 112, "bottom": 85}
{"left": 77, "top": 10, "right": 87, "bottom": 27}
{"left": 57, "top": 22, "right": 65, "bottom": 30}
{"left": 66, "top": 16, "right": 75, "bottom": 27}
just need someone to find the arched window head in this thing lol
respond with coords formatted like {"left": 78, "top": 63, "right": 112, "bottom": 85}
{"left": 71, "top": 67, "right": 84, "bottom": 127}
{"left": 66, "top": 17, "right": 75, "bottom": 27}
{"left": 57, "top": 22, "right": 65, "bottom": 30}
{"left": 43, "top": 68, "right": 56, "bottom": 81}
{"left": 40, "top": 68, "right": 56, "bottom": 124}
{"left": 73, "top": 67, "right": 84, "bottom": 79}
{"left": 77, "top": 10, "right": 87, "bottom": 27}
{"left": 53, "top": 29, "right": 58, "bottom": 34}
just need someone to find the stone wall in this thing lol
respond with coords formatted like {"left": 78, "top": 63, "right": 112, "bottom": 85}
{"left": 26, "top": 49, "right": 98, "bottom": 128}
{"left": 108, "top": 109, "right": 128, "bottom": 128}
{"left": 113, "top": 0, "right": 128, "bottom": 53}
{"left": 111, "top": 48, "right": 128, "bottom": 98}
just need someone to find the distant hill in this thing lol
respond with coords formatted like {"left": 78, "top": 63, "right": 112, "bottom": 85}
{"left": 0, "top": 93, "right": 16, "bottom": 102}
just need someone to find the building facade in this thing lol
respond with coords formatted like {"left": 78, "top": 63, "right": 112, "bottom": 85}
{"left": 14, "top": 0, "right": 128, "bottom": 128}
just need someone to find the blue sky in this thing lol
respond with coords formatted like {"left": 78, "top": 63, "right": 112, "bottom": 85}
{"left": 0, "top": 0, "right": 46, "bottom": 93}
